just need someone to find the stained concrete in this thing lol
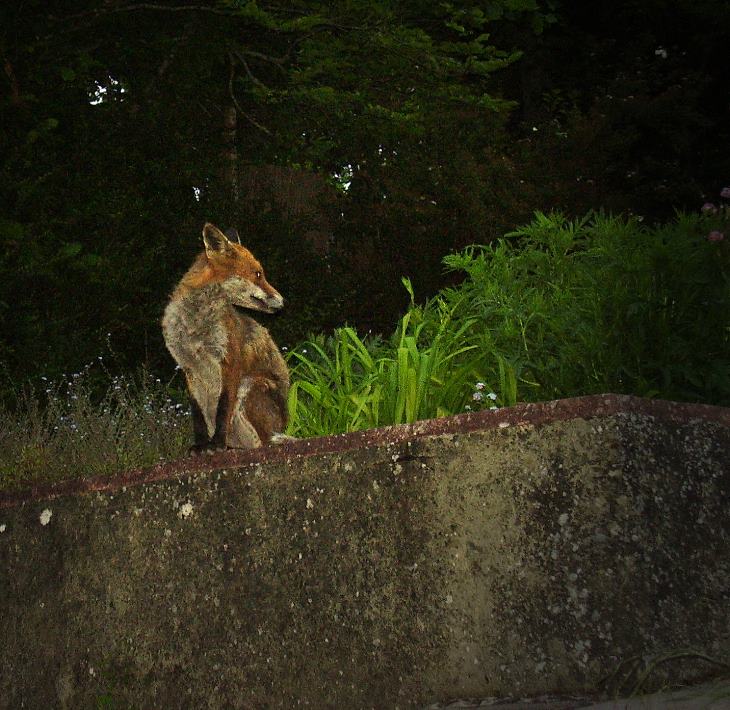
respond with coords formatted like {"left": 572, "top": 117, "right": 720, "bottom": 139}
{"left": 426, "top": 676, "right": 730, "bottom": 708}
{"left": 0, "top": 395, "right": 728, "bottom": 709}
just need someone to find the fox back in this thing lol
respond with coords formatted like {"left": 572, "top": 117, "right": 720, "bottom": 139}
{"left": 162, "top": 223, "right": 289, "bottom": 450}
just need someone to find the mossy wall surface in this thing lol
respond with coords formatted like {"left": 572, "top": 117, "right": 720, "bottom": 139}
{"left": 1, "top": 396, "right": 728, "bottom": 709}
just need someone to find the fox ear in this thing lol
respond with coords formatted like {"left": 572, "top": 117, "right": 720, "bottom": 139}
{"left": 224, "top": 227, "right": 241, "bottom": 245}
{"left": 202, "top": 223, "right": 232, "bottom": 257}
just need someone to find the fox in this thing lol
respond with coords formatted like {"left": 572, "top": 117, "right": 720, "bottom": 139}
{"left": 162, "top": 222, "right": 290, "bottom": 452}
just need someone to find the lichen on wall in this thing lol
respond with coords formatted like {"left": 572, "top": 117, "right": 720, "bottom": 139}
{"left": 0, "top": 395, "right": 728, "bottom": 709}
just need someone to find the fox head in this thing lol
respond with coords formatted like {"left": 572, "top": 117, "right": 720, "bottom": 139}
{"left": 201, "top": 223, "right": 284, "bottom": 314}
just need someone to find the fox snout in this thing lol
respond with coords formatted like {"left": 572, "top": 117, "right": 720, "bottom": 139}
{"left": 252, "top": 278, "right": 284, "bottom": 313}
{"left": 222, "top": 276, "right": 284, "bottom": 314}
{"left": 258, "top": 289, "right": 284, "bottom": 313}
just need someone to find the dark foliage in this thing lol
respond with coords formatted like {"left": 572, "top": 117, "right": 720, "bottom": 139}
{"left": 1, "top": 0, "right": 728, "bottom": 397}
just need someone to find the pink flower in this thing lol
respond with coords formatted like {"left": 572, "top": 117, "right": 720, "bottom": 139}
{"left": 702, "top": 202, "right": 717, "bottom": 213}
{"left": 721, "top": 187, "right": 730, "bottom": 199}
{"left": 708, "top": 230, "right": 724, "bottom": 242}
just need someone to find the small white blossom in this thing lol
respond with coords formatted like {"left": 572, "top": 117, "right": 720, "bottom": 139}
{"left": 475, "top": 382, "right": 485, "bottom": 390}
{"left": 487, "top": 392, "right": 498, "bottom": 401}
{"left": 654, "top": 47, "right": 668, "bottom": 59}
{"left": 472, "top": 392, "right": 483, "bottom": 401}
{"left": 40, "top": 509, "right": 52, "bottom": 526}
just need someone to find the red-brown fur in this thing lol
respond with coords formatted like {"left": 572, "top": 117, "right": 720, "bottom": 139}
{"left": 162, "top": 223, "right": 289, "bottom": 450}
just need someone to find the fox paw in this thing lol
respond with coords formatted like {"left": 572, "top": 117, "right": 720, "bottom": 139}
{"left": 270, "top": 433, "right": 298, "bottom": 445}
{"left": 189, "top": 442, "right": 230, "bottom": 455}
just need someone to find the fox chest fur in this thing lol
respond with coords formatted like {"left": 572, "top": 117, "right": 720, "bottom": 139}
{"left": 162, "top": 223, "right": 289, "bottom": 450}
{"left": 163, "top": 282, "right": 229, "bottom": 377}
{"left": 162, "top": 282, "right": 289, "bottom": 446}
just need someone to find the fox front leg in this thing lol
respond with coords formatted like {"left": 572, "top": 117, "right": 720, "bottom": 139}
{"left": 209, "top": 388, "right": 235, "bottom": 450}
{"left": 210, "top": 378, "right": 262, "bottom": 449}
{"left": 184, "top": 367, "right": 221, "bottom": 454}
{"left": 188, "top": 392, "right": 234, "bottom": 454}
{"left": 189, "top": 398, "right": 210, "bottom": 454}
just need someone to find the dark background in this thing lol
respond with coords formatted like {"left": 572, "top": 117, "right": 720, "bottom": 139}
{"left": 1, "top": 0, "right": 728, "bottom": 391}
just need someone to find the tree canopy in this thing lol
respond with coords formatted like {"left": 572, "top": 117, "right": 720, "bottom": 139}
{"left": 1, "top": 0, "right": 728, "bottom": 389}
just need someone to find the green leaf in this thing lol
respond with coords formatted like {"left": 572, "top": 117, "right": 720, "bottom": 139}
{"left": 60, "top": 67, "right": 76, "bottom": 81}
{"left": 58, "top": 242, "right": 82, "bottom": 258}
{"left": 0, "top": 220, "right": 25, "bottom": 240}
{"left": 401, "top": 276, "right": 415, "bottom": 306}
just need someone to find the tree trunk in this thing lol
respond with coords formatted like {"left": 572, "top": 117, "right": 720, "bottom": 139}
{"left": 222, "top": 104, "right": 238, "bottom": 202}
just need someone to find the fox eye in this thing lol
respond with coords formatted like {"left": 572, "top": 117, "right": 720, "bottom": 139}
{"left": 255, "top": 270, "right": 262, "bottom": 279}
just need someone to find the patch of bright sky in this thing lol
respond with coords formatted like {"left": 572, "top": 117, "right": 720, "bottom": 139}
{"left": 332, "top": 163, "right": 353, "bottom": 192}
{"left": 89, "top": 75, "right": 126, "bottom": 105}
{"left": 332, "top": 145, "right": 398, "bottom": 192}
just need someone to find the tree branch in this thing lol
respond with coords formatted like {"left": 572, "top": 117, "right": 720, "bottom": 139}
{"left": 3, "top": 57, "right": 24, "bottom": 107}
{"left": 238, "top": 48, "right": 289, "bottom": 67}
{"left": 52, "top": 3, "right": 239, "bottom": 23}
{"left": 144, "top": 22, "right": 193, "bottom": 95}
{"left": 233, "top": 51, "right": 269, "bottom": 91}
{"left": 227, "top": 53, "right": 271, "bottom": 136}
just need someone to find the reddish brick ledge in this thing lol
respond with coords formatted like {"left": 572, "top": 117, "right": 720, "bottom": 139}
{"left": 1, "top": 393, "right": 728, "bottom": 510}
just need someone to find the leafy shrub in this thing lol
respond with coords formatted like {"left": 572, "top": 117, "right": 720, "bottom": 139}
{"left": 438, "top": 210, "right": 729, "bottom": 405}
{"left": 287, "top": 208, "right": 729, "bottom": 437}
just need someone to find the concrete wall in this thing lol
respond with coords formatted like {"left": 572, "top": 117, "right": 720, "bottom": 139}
{"left": 1, "top": 395, "right": 728, "bottom": 709}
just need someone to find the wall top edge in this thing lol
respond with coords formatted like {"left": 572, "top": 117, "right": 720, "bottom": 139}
{"left": 1, "top": 393, "right": 727, "bottom": 509}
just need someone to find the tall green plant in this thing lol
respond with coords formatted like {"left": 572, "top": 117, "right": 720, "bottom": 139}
{"left": 286, "top": 279, "right": 486, "bottom": 437}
